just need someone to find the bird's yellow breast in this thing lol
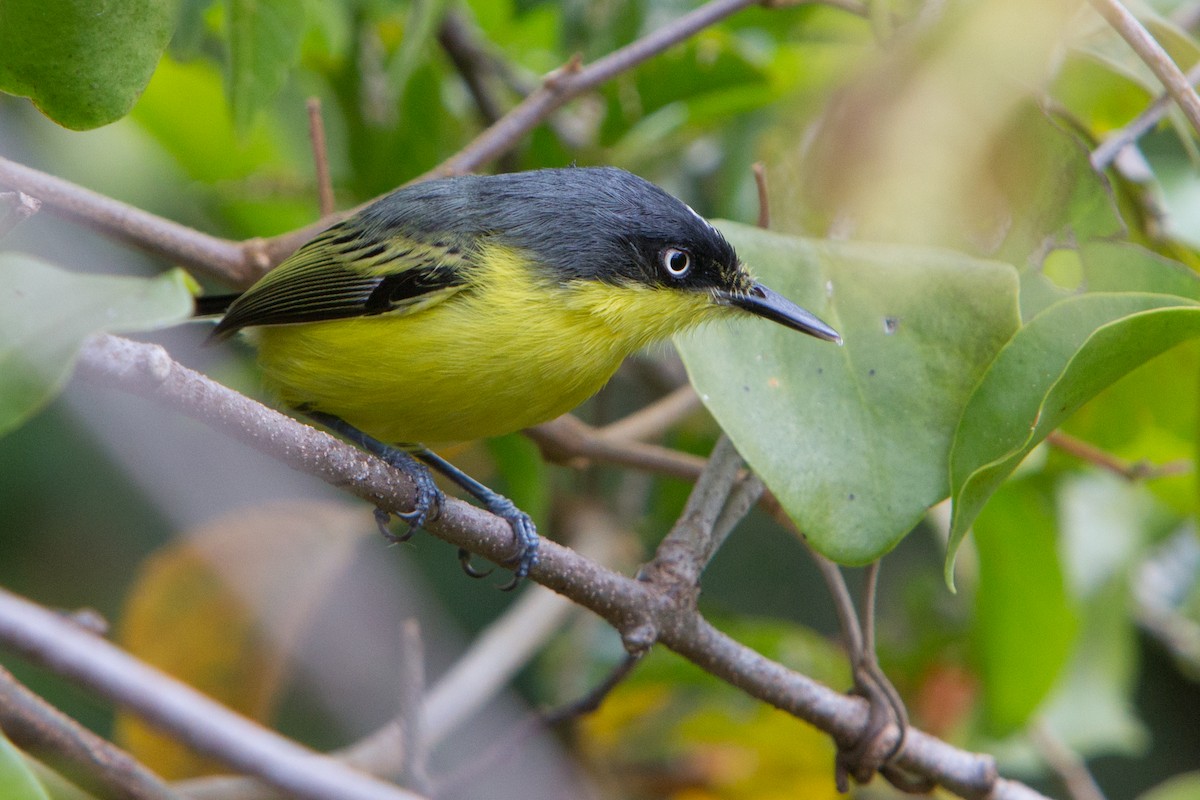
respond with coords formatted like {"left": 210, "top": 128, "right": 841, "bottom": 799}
{"left": 253, "top": 244, "right": 725, "bottom": 446}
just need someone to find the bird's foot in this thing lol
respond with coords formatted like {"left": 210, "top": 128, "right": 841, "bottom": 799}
{"left": 483, "top": 495, "right": 539, "bottom": 591}
{"left": 377, "top": 448, "right": 443, "bottom": 535}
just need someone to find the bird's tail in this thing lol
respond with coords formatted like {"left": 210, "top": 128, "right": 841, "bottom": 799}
{"left": 193, "top": 293, "right": 241, "bottom": 318}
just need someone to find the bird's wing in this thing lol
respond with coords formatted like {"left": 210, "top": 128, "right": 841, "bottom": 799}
{"left": 210, "top": 222, "right": 471, "bottom": 340}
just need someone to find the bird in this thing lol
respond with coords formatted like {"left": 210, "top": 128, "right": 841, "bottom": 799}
{"left": 199, "top": 166, "right": 840, "bottom": 587}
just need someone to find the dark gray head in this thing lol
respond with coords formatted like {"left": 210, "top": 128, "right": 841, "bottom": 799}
{"left": 359, "top": 167, "right": 840, "bottom": 341}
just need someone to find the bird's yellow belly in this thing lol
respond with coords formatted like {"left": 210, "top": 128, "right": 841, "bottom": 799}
{"left": 252, "top": 245, "right": 721, "bottom": 447}
{"left": 255, "top": 293, "right": 634, "bottom": 446}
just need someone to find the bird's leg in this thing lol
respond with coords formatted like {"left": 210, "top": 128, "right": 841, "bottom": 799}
{"left": 304, "top": 411, "right": 442, "bottom": 538}
{"left": 412, "top": 447, "right": 540, "bottom": 591}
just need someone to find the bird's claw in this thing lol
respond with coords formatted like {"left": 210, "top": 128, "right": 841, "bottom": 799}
{"left": 454, "top": 499, "right": 540, "bottom": 590}
{"left": 457, "top": 548, "right": 494, "bottom": 579}
{"left": 488, "top": 499, "right": 539, "bottom": 591}
{"left": 377, "top": 450, "right": 442, "bottom": 535}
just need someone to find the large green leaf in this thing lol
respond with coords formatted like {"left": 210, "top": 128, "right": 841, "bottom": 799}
{"left": 947, "top": 293, "right": 1200, "bottom": 583}
{"left": 0, "top": 0, "right": 175, "bottom": 129}
{"left": 0, "top": 256, "right": 195, "bottom": 437}
{"left": 676, "top": 223, "right": 1021, "bottom": 564}
{"left": 0, "top": 731, "right": 49, "bottom": 800}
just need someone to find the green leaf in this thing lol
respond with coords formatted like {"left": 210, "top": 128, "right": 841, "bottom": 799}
{"left": 676, "top": 223, "right": 1021, "bottom": 564}
{"left": 0, "top": 256, "right": 195, "bottom": 438}
{"left": 225, "top": 0, "right": 306, "bottom": 133}
{"left": 0, "top": 0, "right": 176, "bottom": 129}
{"left": 973, "top": 477, "right": 1077, "bottom": 734}
{"left": 947, "top": 293, "right": 1200, "bottom": 584}
{"left": 388, "top": 0, "right": 449, "bottom": 105}
{"left": 1039, "top": 577, "right": 1146, "bottom": 756}
{"left": 1137, "top": 772, "right": 1200, "bottom": 800}
{"left": 0, "top": 731, "right": 50, "bottom": 800}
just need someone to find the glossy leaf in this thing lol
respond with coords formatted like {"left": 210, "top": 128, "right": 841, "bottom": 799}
{"left": 947, "top": 293, "right": 1200, "bottom": 583}
{"left": 0, "top": 730, "right": 49, "bottom": 800}
{"left": 677, "top": 222, "right": 1021, "bottom": 564}
{"left": 0, "top": 256, "right": 195, "bottom": 438}
{"left": 0, "top": 0, "right": 174, "bottom": 129}
{"left": 973, "top": 477, "right": 1077, "bottom": 734}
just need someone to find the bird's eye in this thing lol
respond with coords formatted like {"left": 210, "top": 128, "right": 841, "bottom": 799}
{"left": 660, "top": 247, "right": 692, "bottom": 278}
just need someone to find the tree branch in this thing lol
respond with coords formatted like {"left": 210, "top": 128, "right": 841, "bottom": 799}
{"left": 0, "top": 664, "right": 180, "bottom": 800}
{"left": 1089, "top": 0, "right": 1200, "bottom": 142}
{"left": 62, "top": 333, "right": 1047, "bottom": 800}
{"left": 423, "top": 0, "right": 761, "bottom": 178}
{"left": 0, "top": 589, "right": 423, "bottom": 800}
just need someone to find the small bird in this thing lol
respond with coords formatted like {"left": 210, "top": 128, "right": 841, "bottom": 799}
{"left": 201, "top": 167, "right": 839, "bottom": 586}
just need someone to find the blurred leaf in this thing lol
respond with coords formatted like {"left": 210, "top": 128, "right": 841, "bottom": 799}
{"left": 0, "top": 256, "right": 195, "bottom": 439}
{"left": 794, "top": 3, "right": 1080, "bottom": 249}
{"left": 973, "top": 477, "right": 1077, "bottom": 734}
{"left": 1021, "top": 241, "right": 1200, "bottom": 321}
{"left": 388, "top": 0, "right": 448, "bottom": 104}
{"left": 1039, "top": 577, "right": 1146, "bottom": 756}
{"left": 132, "top": 57, "right": 285, "bottom": 182}
{"left": 677, "top": 223, "right": 1020, "bottom": 564}
{"left": 114, "top": 500, "right": 368, "bottom": 777}
{"left": 0, "top": 731, "right": 49, "bottom": 800}
{"left": 1138, "top": 771, "right": 1200, "bottom": 800}
{"left": 581, "top": 621, "right": 845, "bottom": 800}
{"left": 0, "top": 0, "right": 175, "bottom": 129}
{"left": 226, "top": 0, "right": 306, "bottom": 133}
{"left": 948, "top": 292, "right": 1200, "bottom": 584}
{"left": 21, "top": 759, "right": 98, "bottom": 800}
{"left": 1059, "top": 471, "right": 1165, "bottom": 597}
{"left": 989, "top": 108, "right": 1126, "bottom": 265}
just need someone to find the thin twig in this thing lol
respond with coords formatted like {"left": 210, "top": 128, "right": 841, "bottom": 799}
{"left": 595, "top": 385, "right": 704, "bottom": 442}
{"left": 306, "top": 98, "right": 336, "bottom": 218}
{"left": 1089, "top": 0, "right": 1200, "bottom": 141}
{"left": 1091, "top": 60, "right": 1200, "bottom": 170}
{"left": 1046, "top": 430, "right": 1191, "bottom": 480}
{"left": 0, "top": 589, "right": 422, "bottom": 800}
{"left": 437, "top": 11, "right": 507, "bottom": 126}
{"left": 752, "top": 162, "right": 770, "bottom": 229}
{"left": 67, "top": 334, "right": 1046, "bottom": 800}
{"left": 526, "top": 415, "right": 708, "bottom": 480}
{"left": 397, "top": 620, "right": 430, "bottom": 796}
{"left": 638, "top": 436, "right": 751, "bottom": 594}
{"left": 434, "top": 653, "right": 643, "bottom": 798}
{"left": 1030, "top": 721, "right": 1108, "bottom": 800}
{"left": 424, "top": 0, "right": 761, "bottom": 178}
{"left": 0, "top": 664, "right": 180, "bottom": 800}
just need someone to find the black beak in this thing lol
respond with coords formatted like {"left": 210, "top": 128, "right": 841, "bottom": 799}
{"left": 717, "top": 282, "right": 841, "bottom": 344}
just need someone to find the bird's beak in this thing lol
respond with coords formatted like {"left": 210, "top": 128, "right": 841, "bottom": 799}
{"left": 717, "top": 282, "right": 841, "bottom": 344}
